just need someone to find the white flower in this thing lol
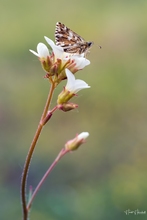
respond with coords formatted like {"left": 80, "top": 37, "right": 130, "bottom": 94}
{"left": 45, "top": 36, "right": 90, "bottom": 71}
{"left": 44, "top": 36, "right": 64, "bottom": 59}
{"left": 57, "top": 69, "right": 90, "bottom": 104}
{"left": 29, "top": 37, "right": 91, "bottom": 82}
{"left": 65, "top": 69, "right": 90, "bottom": 93}
{"left": 29, "top": 43, "right": 49, "bottom": 58}
{"left": 70, "top": 55, "right": 90, "bottom": 69}
{"left": 65, "top": 132, "right": 89, "bottom": 151}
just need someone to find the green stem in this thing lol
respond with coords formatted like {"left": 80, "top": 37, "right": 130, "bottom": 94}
{"left": 21, "top": 82, "right": 55, "bottom": 220}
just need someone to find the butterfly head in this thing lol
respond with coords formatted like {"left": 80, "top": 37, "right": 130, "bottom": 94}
{"left": 87, "top": 42, "right": 93, "bottom": 48}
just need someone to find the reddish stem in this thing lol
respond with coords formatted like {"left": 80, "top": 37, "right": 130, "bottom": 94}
{"left": 21, "top": 82, "right": 55, "bottom": 220}
{"left": 27, "top": 148, "right": 69, "bottom": 211}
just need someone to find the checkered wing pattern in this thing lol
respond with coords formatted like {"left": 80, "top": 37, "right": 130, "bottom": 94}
{"left": 55, "top": 22, "right": 93, "bottom": 54}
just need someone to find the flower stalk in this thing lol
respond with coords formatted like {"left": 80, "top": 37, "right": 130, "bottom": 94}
{"left": 26, "top": 147, "right": 70, "bottom": 212}
{"left": 21, "top": 33, "right": 91, "bottom": 220}
{"left": 21, "top": 82, "right": 56, "bottom": 220}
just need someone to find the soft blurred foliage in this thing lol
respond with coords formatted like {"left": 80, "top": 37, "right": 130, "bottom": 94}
{"left": 1, "top": 0, "right": 147, "bottom": 219}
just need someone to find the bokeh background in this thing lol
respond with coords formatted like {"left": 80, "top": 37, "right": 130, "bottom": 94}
{"left": 1, "top": 0, "right": 147, "bottom": 219}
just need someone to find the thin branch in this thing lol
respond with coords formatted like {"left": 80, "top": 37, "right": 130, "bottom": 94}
{"left": 27, "top": 148, "right": 69, "bottom": 211}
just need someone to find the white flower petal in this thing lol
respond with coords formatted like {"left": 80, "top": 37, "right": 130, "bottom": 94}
{"left": 29, "top": 43, "right": 49, "bottom": 58}
{"left": 78, "top": 132, "right": 89, "bottom": 140}
{"left": 44, "top": 37, "right": 55, "bottom": 49}
{"left": 65, "top": 69, "right": 90, "bottom": 93}
{"left": 72, "top": 56, "right": 90, "bottom": 69}
{"left": 44, "top": 36, "right": 64, "bottom": 58}
{"left": 29, "top": 49, "right": 39, "bottom": 57}
{"left": 37, "top": 43, "right": 49, "bottom": 57}
{"left": 65, "top": 69, "right": 76, "bottom": 90}
{"left": 73, "top": 79, "right": 90, "bottom": 93}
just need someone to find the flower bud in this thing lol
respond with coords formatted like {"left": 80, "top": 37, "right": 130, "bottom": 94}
{"left": 58, "top": 103, "right": 78, "bottom": 112}
{"left": 65, "top": 132, "right": 89, "bottom": 151}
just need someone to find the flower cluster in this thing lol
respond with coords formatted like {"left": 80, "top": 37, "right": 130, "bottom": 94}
{"left": 30, "top": 35, "right": 91, "bottom": 141}
{"left": 30, "top": 37, "right": 90, "bottom": 84}
{"left": 30, "top": 36, "right": 91, "bottom": 107}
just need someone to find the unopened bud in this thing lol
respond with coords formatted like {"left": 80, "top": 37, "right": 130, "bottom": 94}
{"left": 65, "top": 132, "right": 89, "bottom": 151}
{"left": 58, "top": 103, "right": 78, "bottom": 112}
{"left": 40, "top": 56, "right": 53, "bottom": 72}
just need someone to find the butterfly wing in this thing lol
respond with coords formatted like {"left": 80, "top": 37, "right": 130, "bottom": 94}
{"left": 55, "top": 22, "right": 87, "bottom": 53}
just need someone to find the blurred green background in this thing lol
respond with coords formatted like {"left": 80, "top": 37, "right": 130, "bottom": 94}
{"left": 1, "top": 0, "right": 147, "bottom": 219}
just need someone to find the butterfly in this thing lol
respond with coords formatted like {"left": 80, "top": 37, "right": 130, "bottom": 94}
{"left": 55, "top": 22, "right": 93, "bottom": 55}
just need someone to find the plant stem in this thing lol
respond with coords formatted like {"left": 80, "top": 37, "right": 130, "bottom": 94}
{"left": 27, "top": 148, "right": 69, "bottom": 211}
{"left": 21, "top": 82, "right": 55, "bottom": 220}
